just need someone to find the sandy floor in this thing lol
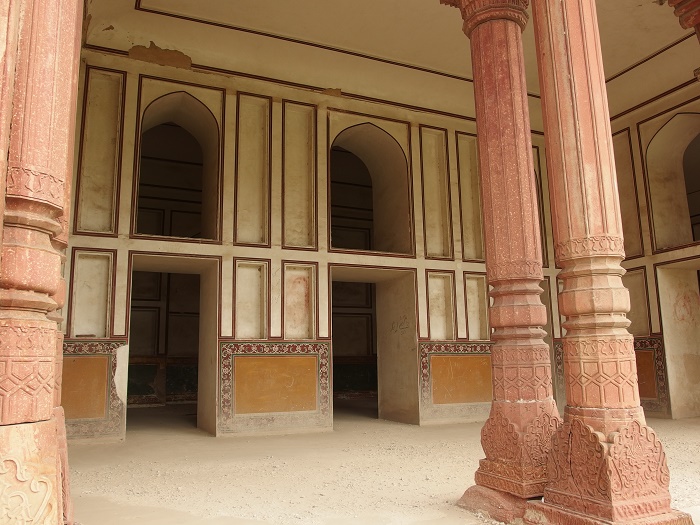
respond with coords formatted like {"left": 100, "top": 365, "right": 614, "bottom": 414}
{"left": 68, "top": 401, "right": 700, "bottom": 525}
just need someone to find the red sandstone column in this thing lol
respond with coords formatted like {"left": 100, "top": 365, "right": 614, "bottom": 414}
{"left": 526, "top": 2, "right": 693, "bottom": 525}
{"left": 0, "top": 0, "right": 23, "bottom": 268}
{"left": 0, "top": 0, "right": 83, "bottom": 523}
{"left": 441, "top": 0, "right": 560, "bottom": 515}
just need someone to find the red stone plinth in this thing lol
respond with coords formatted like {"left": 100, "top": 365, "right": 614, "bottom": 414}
{"left": 459, "top": 485, "right": 530, "bottom": 523}
{"left": 0, "top": 418, "right": 62, "bottom": 523}
{"left": 525, "top": 501, "right": 693, "bottom": 525}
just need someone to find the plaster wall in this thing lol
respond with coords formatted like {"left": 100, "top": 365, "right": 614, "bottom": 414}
{"left": 62, "top": 23, "right": 700, "bottom": 436}
{"left": 376, "top": 273, "right": 420, "bottom": 425}
{"left": 657, "top": 268, "right": 700, "bottom": 418}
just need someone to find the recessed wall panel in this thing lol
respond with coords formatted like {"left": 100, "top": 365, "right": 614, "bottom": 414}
{"left": 235, "top": 261, "right": 268, "bottom": 339}
{"left": 234, "top": 356, "right": 317, "bottom": 413}
{"left": 62, "top": 356, "right": 109, "bottom": 419}
{"left": 427, "top": 272, "right": 455, "bottom": 340}
{"left": 235, "top": 94, "right": 271, "bottom": 245}
{"left": 622, "top": 268, "right": 650, "bottom": 336}
{"left": 431, "top": 355, "right": 492, "bottom": 404}
{"left": 284, "top": 264, "right": 315, "bottom": 339}
{"left": 71, "top": 251, "right": 113, "bottom": 338}
{"left": 457, "top": 133, "right": 484, "bottom": 260}
{"left": 421, "top": 127, "right": 452, "bottom": 258}
{"left": 76, "top": 69, "right": 124, "bottom": 234}
{"left": 465, "top": 273, "right": 489, "bottom": 341}
{"left": 613, "top": 130, "right": 643, "bottom": 257}
{"left": 283, "top": 102, "right": 316, "bottom": 248}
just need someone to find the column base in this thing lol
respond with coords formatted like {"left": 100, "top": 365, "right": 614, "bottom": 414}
{"left": 458, "top": 485, "right": 530, "bottom": 523}
{"left": 525, "top": 501, "right": 694, "bottom": 525}
{"left": 475, "top": 459, "right": 547, "bottom": 499}
{"left": 0, "top": 418, "right": 62, "bottom": 524}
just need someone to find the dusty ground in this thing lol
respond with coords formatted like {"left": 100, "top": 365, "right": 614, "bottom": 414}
{"left": 69, "top": 400, "right": 700, "bottom": 525}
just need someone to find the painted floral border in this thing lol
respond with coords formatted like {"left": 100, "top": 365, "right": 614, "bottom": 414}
{"left": 63, "top": 339, "right": 127, "bottom": 439}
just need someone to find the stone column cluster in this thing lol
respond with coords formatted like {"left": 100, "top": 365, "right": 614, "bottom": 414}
{"left": 442, "top": 1, "right": 694, "bottom": 525}
{"left": 440, "top": 0, "right": 560, "bottom": 514}
{"left": 0, "top": 0, "right": 82, "bottom": 523}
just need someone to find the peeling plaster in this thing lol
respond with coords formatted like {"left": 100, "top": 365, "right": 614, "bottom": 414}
{"left": 128, "top": 41, "right": 192, "bottom": 69}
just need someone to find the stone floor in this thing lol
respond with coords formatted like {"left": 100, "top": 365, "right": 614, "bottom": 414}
{"left": 68, "top": 400, "right": 700, "bottom": 525}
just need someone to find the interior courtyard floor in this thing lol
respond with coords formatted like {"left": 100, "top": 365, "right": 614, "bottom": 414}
{"left": 68, "top": 404, "right": 700, "bottom": 525}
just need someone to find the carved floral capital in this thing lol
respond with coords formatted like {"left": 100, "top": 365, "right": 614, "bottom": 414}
{"left": 667, "top": 0, "right": 700, "bottom": 29}
{"left": 441, "top": 0, "right": 529, "bottom": 36}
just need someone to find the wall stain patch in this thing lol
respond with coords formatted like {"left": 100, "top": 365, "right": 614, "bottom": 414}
{"left": 128, "top": 41, "right": 192, "bottom": 69}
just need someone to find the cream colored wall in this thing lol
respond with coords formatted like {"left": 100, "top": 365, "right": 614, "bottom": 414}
{"left": 376, "top": 273, "right": 420, "bottom": 424}
{"left": 67, "top": 48, "right": 500, "bottom": 346}
{"left": 65, "top": 7, "right": 700, "bottom": 430}
{"left": 657, "top": 268, "right": 700, "bottom": 419}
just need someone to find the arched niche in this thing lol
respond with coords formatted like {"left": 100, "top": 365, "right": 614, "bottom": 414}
{"left": 683, "top": 133, "right": 700, "bottom": 241}
{"left": 646, "top": 113, "right": 700, "bottom": 250}
{"left": 329, "top": 123, "right": 412, "bottom": 255}
{"left": 135, "top": 91, "right": 220, "bottom": 240}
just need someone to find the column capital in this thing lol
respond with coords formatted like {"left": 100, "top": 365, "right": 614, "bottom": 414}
{"left": 667, "top": 0, "right": 700, "bottom": 29}
{"left": 441, "top": 0, "right": 529, "bottom": 36}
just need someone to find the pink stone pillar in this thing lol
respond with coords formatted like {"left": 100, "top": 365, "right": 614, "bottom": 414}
{"left": 526, "top": 2, "right": 693, "bottom": 525}
{"left": 0, "top": 0, "right": 23, "bottom": 267}
{"left": 0, "top": 0, "right": 83, "bottom": 523}
{"left": 441, "top": 0, "right": 560, "bottom": 513}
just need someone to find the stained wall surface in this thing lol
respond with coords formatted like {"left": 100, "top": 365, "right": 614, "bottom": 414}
{"left": 61, "top": 2, "right": 700, "bottom": 439}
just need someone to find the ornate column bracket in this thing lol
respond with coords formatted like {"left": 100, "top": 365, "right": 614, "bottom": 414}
{"left": 526, "top": 2, "right": 693, "bottom": 525}
{"left": 660, "top": 0, "right": 700, "bottom": 77}
{"left": 442, "top": 1, "right": 560, "bottom": 517}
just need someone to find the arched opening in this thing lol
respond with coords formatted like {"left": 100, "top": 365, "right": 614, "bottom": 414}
{"left": 135, "top": 92, "right": 219, "bottom": 240}
{"left": 646, "top": 113, "right": 700, "bottom": 250}
{"left": 329, "top": 123, "right": 412, "bottom": 255}
{"left": 683, "top": 133, "right": 700, "bottom": 242}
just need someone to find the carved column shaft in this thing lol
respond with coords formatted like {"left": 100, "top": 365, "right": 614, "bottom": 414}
{"left": 442, "top": 0, "right": 560, "bottom": 500}
{"left": 0, "top": 0, "right": 82, "bottom": 523}
{"left": 527, "top": 2, "right": 692, "bottom": 524}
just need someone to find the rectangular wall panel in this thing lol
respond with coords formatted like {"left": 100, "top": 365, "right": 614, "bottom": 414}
{"left": 71, "top": 251, "right": 113, "bottom": 337}
{"left": 622, "top": 268, "right": 651, "bottom": 336}
{"left": 457, "top": 133, "right": 484, "bottom": 260}
{"left": 235, "top": 261, "right": 268, "bottom": 339}
{"left": 427, "top": 272, "right": 455, "bottom": 340}
{"left": 431, "top": 355, "right": 492, "bottom": 404}
{"left": 75, "top": 68, "right": 124, "bottom": 234}
{"left": 235, "top": 94, "right": 271, "bottom": 245}
{"left": 62, "top": 356, "right": 110, "bottom": 419}
{"left": 421, "top": 127, "right": 452, "bottom": 258}
{"left": 284, "top": 264, "right": 316, "bottom": 339}
{"left": 465, "top": 273, "right": 489, "bottom": 340}
{"left": 234, "top": 356, "right": 318, "bottom": 413}
{"left": 283, "top": 102, "right": 316, "bottom": 248}
{"left": 613, "top": 130, "right": 643, "bottom": 257}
